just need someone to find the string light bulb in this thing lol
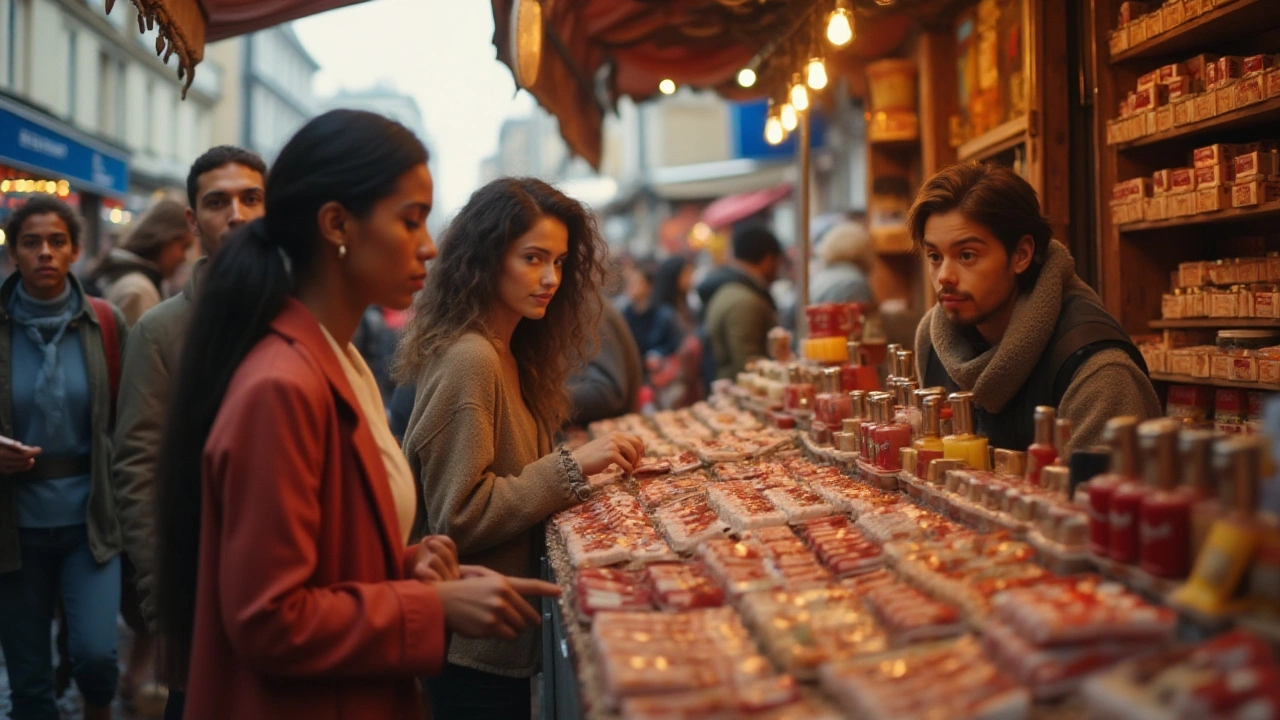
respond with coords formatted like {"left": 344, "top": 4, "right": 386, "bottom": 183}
{"left": 806, "top": 57, "right": 828, "bottom": 90}
{"left": 659, "top": 78, "right": 677, "bottom": 95}
{"left": 780, "top": 102, "right": 798, "bottom": 131}
{"left": 737, "top": 68, "right": 757, "bottom": 88}
{"left": 790, "top": 75, "right": 810, "bottom": 111}
{"left": 764, "top": 115, "right": 785, "bottom": 145}
{"left": 826, "top": 1, "right": 854, "bottom": 47}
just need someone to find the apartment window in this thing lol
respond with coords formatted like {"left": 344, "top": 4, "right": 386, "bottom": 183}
{"left": 98, "top": 53, "right": 122, "bottom": 141}
{"left": 144, "top": 78, "right": 155, "bottom": 153}
{"left": 8, "top": 0, "right": 30, "bottom": 93}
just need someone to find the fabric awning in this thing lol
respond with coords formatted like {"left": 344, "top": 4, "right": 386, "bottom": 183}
{"left": 490, "top": 0, "right": 915, "bottom": 168}
{"left": 113, "top": 0, "right": 373, "bottom": 94}
{"left": 700, "top": 183, "right": 793, "bottom": 230}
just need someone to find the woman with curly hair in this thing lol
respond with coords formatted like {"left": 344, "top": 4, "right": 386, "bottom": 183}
{"left": 395, "top": 177, "right": 644, "bottom": 719}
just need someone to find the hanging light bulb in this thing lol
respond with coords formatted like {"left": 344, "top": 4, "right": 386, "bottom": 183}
{"left": 780, "top": 102, "right": 798, "bottom": 131}
{"left": 806, "top": 57, "right": 828, "bottom": 90}
{"left": 790, "top": 76, "right": 810, "bottom": 111}
{"left": 826, "top": 1, "right": 854, "bottom": 47}
{"left": 737, "top": 67, "right": 757, "bottom": 88}
{"left": 659, "top": 79, "right": 677, "bottom": 95}
{"left": 764, "top": 115, "right": 785, "bottom": 145}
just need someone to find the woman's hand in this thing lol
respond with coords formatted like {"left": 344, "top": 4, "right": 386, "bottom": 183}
{"left": 435, "top": 566, "right": 560, "bottom": 640}
{"left": 410, "top": 535, "right": 460, "bottom": 582}
{"left": 572, "top": 432, "right": 645, "bottom": 475}
{"left": 0, "top": 436, "right": 39, "bottom": 476}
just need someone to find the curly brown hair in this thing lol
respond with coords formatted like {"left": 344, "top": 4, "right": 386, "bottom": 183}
{"left": 394, "top": 177, "right": 605, "bottom": 430}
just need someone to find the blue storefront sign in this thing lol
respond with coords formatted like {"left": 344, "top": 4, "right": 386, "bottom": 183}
{"left": 0, "top": 97, "right": 129, "bottom": 197}
{"left": 731, "top": 98, "right": 828, "bottom": 161}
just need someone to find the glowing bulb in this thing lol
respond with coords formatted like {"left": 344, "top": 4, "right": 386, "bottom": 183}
{"left": 827, "top": 7, "right": 854, "bottom": 47}
{"left": 658, "top": 78, "right": 677, "bottom": 95}
{"left": 109, "top": 208, "right": 123, "bottom": 223}
{"left": 0, "top": 229, "right": 5, "bottom": 246}
{"left": 737, "top": 68, "right": 757, "bottom": 88}
{"left": 780, "top": 102, "right": 798, "bottom": 131}
{"left": 806, "top": 58, "right": 828, "bottom": 90}
{"left": 57, "top": 181, "right": 69, "bottom": 197}
{"left": 790, "top": 80, "right": 809, "bottom": 111}
{"left": 1, "top": 180, "right": 10, "bottom": 192}
{"left": 764, "top": 116, "right": 785, "bottom": 145}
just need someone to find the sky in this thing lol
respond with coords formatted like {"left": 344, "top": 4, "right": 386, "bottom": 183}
{"left": 293, "top": 0, "right": 536, "bottom": 220}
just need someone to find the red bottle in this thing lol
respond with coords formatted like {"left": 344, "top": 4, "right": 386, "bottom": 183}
{"left": 816, "top": 367, "right": 853, "bottom": 428}
{"left": 783, "top": 364, "right": 815, "bottom": 413}
{"left": 1110, "top": 419, "right": 1152, "bottom": 564}
{"left": 841, "top": 341, "right": 881, "bottom": 392}
{"left": 1087, "top": 417, "right": 1140, "bottom": 557}
{"left": 873, "top": 395, "right": 912, "bottom": 471}
{"left": 1025, "top": 406, "right": 1058, "bottom": 486}
{"left": 1139, "top": 418, "right": 1193, "bottom": 579}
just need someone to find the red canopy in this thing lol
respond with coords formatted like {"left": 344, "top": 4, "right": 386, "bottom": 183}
{"left": 115, "top": 0, "right": 373, "bottom": 93}
{"left": 701, "top": 184, "right": 794, "bottom": 230}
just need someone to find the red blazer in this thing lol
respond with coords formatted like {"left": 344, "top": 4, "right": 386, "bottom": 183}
{"left": 185, "top": 299, "right": 445, "bottom": 720}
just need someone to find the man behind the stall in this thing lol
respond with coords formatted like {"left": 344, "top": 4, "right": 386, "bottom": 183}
{"left": 911, "top": 161, "right": 1159, "bottom": 453}
{"left": 112, "top": 145, "right": 266, "bottom": 720}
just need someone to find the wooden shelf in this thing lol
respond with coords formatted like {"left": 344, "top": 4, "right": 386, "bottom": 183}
{"left": 956, "top": 115, "right": 1029, "bottom": 162}
{"left": 1116, "top": 97, "right": 1280, "bottom": 152}
{"left": 1151, "top": 318, "right": 1280, "bottom": 329}
{"left": 1149, "top": 372, "right": 1280, "bottom": 392}
{"left": 1111, "top": 0, "right": 1280, "bottom": 64}
{"left": 1117, "top": 200, "right": 1280, "bottom": 233}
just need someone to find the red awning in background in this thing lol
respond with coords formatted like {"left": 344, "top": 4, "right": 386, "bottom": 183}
{"left": 115, "top": 0, "right": 373, "bottom": 93}
{"left": 490, "top": 0, "right": 914, "bottom": 168}
{"left": 700, "top": 184, "right": 793, "bottom": 231}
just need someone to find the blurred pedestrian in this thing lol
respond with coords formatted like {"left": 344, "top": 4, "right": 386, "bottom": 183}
{"left": 86, "top": 200, "right": 194, "bottom": 326}
{"left": 0, "top": 196, "right": 128, "bottom": 720}
{"left": 113, "top": 144, "right": 267, "bottom": 720}
{"left": 697, "top": 225, "right": 782, "bottom": 381}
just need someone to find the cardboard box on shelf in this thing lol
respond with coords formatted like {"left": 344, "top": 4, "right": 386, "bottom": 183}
{"left": 1266, "top": 69, "right": 1280, "bottom": 99}
{"left": 1134, "top": 84, "right": 1169, "bottom": 111}
{"left": 1216, "top": 388, "right": 1248, "bottom": 422}
{"left": 1165, "top": 76, "right": 1194, "bottom": 101}
{"left": 1145, "top": 111, "right": 1159, "bottom": 136}
{"left": 1193, "top": 347, "right": 1213, "bottom": 378}
{"left": 1236, "top": 76, "right": 1266, "bottom": 107}
{"left": 1115, "top": 177, "right": 1154, "bottom": 201}
{"left": 1160, "top": 61, "right": 1187, "bottom": 82}
{"left": 1208, "top": 56, "right": 1245, "bottom": 89}
{"left": 1138, "top": 70, "right": 1160, "bottom": 91}
{"left": 1183, "top": 0, "right": 1203, "bottom": 17}
{"left": 1210, "top": 288, "right": 1242, "bottom": 317}
{"left": 1209, "top": 260, "right": 1238, "bottom": 286}
{"left": 1105, "top": 119, "right": 1119, "bottom": 145}
{"left": 1145, "top": 196, "right": 1169, "bottom": 221}
{"left": 1179, "top": 261, "right": 1210, "bottom": 287}
{"left": 1216, "top": 83, "right": 1239, "bottom": 114}
{"left": 1129, "top": 19, "right": 1147, "bottom": 45}
{"left": 1212, "top": 353, "right": 1234, "bottom": 379}
{"left": 1145, "top": 11, "right": 1163, "bottom": 38}
{"left": 1155, "top": 105, "right": 1175, "bottom": 132}
{"left": 1187, "top": 290, "right": 1207, "bottom": 317}
{"left": 1119, "top": 1, "right": 1151, "bottom": 24}
{"left": 1237, "top": 258, "right": 1265, "bottom": 284}
{"left": 1196, "top": 185, "right": 1233, "bottom": 213}
{"left": 1194, "top": 91, "right": 1218, "bottom": 119}
{"left": 1233, "top": 179, "right": 1280, "bottom": 208}
{"left": 1170, "top": 166, "right": 1197, "bottom": 190}
{"left": 1109, "top": 30, "right": 1129, "bottom": 56}
{"left": 1153, "top": 168, "right": 1174, "bottom": 194}
{"left": 1143, "top": 346, "right": 1169, "bottom": 373}
{"left": 1162, "top": 1, "right": 1184, "bottom": 29}
{"left": 1243, "top": 54, "right": 1277, "bottom": 77}
{"left": 1162, "top": 293, "right": 1184, "bottom": 319}
{"left": 1169, "top": 192, "right": 1196, "bottom": 217}
{"left": 1232, "top": 357, "right": 1260, "bottom": 383}
{"left": 1235, "top": 150, "right": 1280, "bottom": 178}
{"left": 1185, "top": 53, "right": 1218, "bottom": 84}
{"left": 1169, "top": 349, "right": 1195, "bottom": 375}
{"left": 1173, "top": 97, "right": 1196, "bottom": 126}
{"left": 1195, "top": 144, "right": 1245, "bottom": 169}
{"left": 1194, "top": 163, "right": 1235, "bottom": 188}
{"left": 1168, "top": 384, "right": 1212, "bottom": 421}
{"left": 1255, "top": 287, "right": 1279, "bottom": 318}
{"left": 1261, "top": 358, "right": 1280, "bottom": 384}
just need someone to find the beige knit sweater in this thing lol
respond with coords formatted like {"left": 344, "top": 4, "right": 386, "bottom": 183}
{"left": 403, "top": 332, "right": 587, "bottom": 677}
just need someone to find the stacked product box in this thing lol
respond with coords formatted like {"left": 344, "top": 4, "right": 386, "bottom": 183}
{"left": 1166, "top": 385, "right": 1265, "bottom": 433}
{"left": 1162, "top": 255, "right": 1280, "bottom": 320}
{"left": 1113, "top": 140, "right": 1280, "bottom": 226}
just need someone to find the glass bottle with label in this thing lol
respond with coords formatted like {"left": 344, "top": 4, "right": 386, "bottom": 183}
{"left": 842, "top": 340, "right": 881, "bottom": 392}
{"left": 914, "top": 394, "right": 946, "bottom": 479}
{"left": 1087, "top": 416, "right": 1140, "bottom": 558}
{"left": 873, "top": 394, "right": 912, "bottom": 471}
{"left": 1025, "top": 406, "right": 1058, "bottom": 486}
{"left": 1138, "top": 418, "right": 1193, "bottom": 579}
{"left": 1110, "top": 418, "right": 1154, "bottom": 565}
{"left": 783, "top": 364, "right": 815, "bottom": 414}
{"left": 1181, "top": 430, "right": 1220, "bottom": 558}
{"left": 1173, "top": 436, "right": 1264, "bottom": 617}
{"left": 816, "top": 367, "right": 853, "bottom": 428}
{"left": 860, "top": 392, "right": 886, "bottom": 464}
{"left": 942, "top": 391, "right": 990, "bottom": 471}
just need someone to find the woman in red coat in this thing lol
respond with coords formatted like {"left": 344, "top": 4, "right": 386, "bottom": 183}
{"left": 151, "top": 110, "right": 558, "bottom": 720}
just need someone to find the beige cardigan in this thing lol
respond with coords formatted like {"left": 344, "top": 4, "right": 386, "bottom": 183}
{"left": 403, "top": 332, "right": 587, "bottom": 677}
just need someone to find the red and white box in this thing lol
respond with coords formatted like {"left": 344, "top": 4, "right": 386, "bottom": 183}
{"left": 1194, "top": 143, "right": 1243, "bottom": 168}
{"left": 1268, "top": 68, "right": 1280, "bottom": 100}
{"left": 1243, "top": 53, "right": 1277, "bottom": 77}
{"left": 1236, "top": 150, "right": 1280, "bottom": 179}
{"left": 1194, "top": 163, "right": 1234, "bottom": 188}
{"left": 1184, "top": 53, "right": 1218, "bottom": 84}
{"left": 1216, "top": 84, "right": 1238, "bottom": 114}
{"left": 1233, "top": 179, "right": 1280, "bottom": 208}
{"left": 1207, "top": 56, "right": 1245, "bottom": 89}
{"left": 1236, "top": 75, "right": 1266, "bottom": 107}
{"left": 1231, "top": 356, "right": 1260, "bottom": 383}
{"left": 1164, "top": 76, "right": 1194, "bottom": 101}
{"left": 1152, "top": 168, "right": 1174, "bottom": 194}
{"left": 1154, "top": 105, "right": 1175, "bottom": 133}
{"left": 1169, "top": 166, "right": 1197, "bottom": 191}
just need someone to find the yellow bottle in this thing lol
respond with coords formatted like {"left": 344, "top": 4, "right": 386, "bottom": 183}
{"left": 1172, "top": 436, "right": 1263, "bottom": 618}
{"left": 942, "top": 391, "right": 990, "bottom": 471}
{"left": 913, "top": 394, "right": 946, "bottom": 479}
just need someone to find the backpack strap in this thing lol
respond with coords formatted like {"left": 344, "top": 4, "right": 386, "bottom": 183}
{"left": 1048, "top": 318, "right": 1148, "bottom": 406}
{"left": 87, "top": 297, "right": 121, "bottom": 424}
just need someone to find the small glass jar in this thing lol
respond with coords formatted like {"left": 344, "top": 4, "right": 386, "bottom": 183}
{"left": 1217, "top": 329, "right": 1280, "bottom": 353}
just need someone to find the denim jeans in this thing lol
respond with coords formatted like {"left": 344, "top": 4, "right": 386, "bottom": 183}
{"left": 0, "top": 525, "right": 120, "bottom": 720}
{"left": 424, "top": 664, "right": 531, "bottom": 720}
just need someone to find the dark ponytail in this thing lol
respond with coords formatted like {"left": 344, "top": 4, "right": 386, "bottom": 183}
{"left": 154, "top": 109, "right": 427, "bottom": 683}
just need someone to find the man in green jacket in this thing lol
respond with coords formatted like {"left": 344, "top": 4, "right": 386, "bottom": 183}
{"left": 111, "top": 146, "right": 266, "bottom": 718}
{"left": 697, "top": 226, "right": 783, "bottom": 381}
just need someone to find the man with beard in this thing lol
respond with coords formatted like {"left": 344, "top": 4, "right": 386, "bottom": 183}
{"left": 911, "top": 162, "right": 1159, "bottom": 453}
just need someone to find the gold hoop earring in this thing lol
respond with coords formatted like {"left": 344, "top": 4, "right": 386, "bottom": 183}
{"left": 338, "top": 244, "right": 347, "bottom": 259}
